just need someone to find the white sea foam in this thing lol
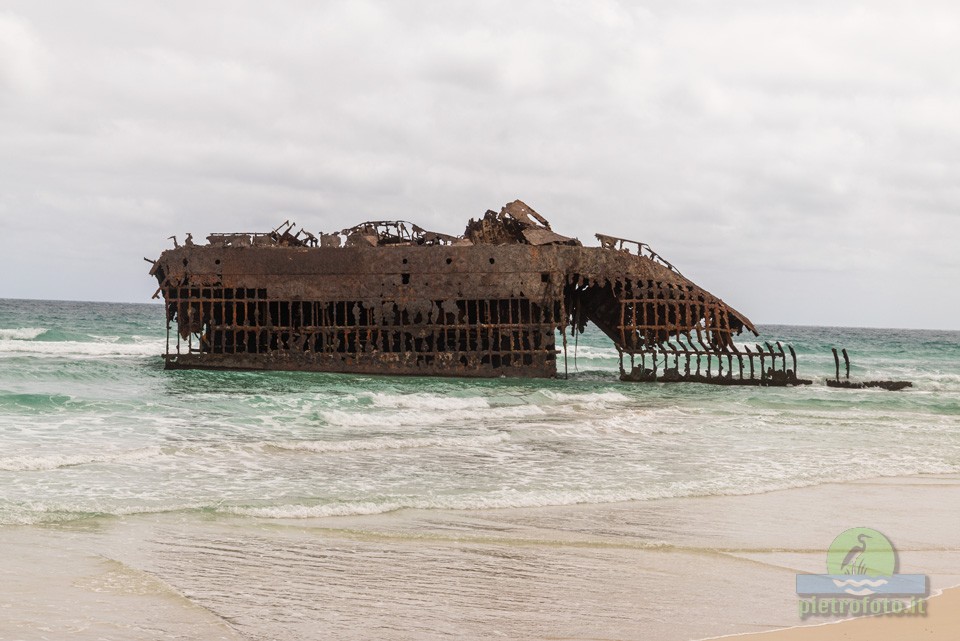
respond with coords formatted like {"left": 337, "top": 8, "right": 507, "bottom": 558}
{"left": 163, "top": 432, "right": 513, "bottom": 459}
{"left": 538, "top": 390, "right": 630, "bottom": 404}
{"left": 0, "top": 499, "right": 211, "bottom": 525}
{"left": 562, "top": 345, "right": 621, "bottom": 360}
{"left": 367, "top": 392, "right": 490, "bottom": 411}
{"left": 4, "top": 456, "right": 958, "bottom": 525}
{"left": 319, "top": 403, "right": 544, "bottom": 427}
{"left": 0, "top": 327, "right": 46, "bottom": 341}
{"left": 556, "top": 413, "right": 689, "bottom": 436}
{"left": 223, "top": 487, "right": 686, "bottom": 519}
{"left": 0, "top": 446, "right": 163, "bottom": 472}
{"left": 0, "top": 339, "right": 163, "bottom": 358}
{"left": 267, "top": 432, "right": 509, "bottom": 453}
{"left": 226, "top": 501, "right": 410, "bottom": 519}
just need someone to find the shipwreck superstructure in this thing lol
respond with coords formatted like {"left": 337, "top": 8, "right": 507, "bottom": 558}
{"left": 149, "top": 200, "right": 774, "bottom": 381}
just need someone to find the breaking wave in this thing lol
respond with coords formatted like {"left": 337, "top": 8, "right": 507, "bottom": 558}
{"left": 539, "top": 390, "right": 630, "bottom": 403}
{"left": 319, "top": 403, "right": 544, "bottom": 427}
{"left": 0, "top": 339, "right": 163, "bottom": 358}
{"left": 562, "top": 345, "right": 621, "bottom": 360}
{"left": 266, "top": 432, "right": 509, "bottom": 453}
{"left": 0, "top": 327, "right": 47, "bottom": 341}
{"left": 367, "top": 392, "right": 490, "bottom": 411}
{"left": 218, "top": 482, "right": 797, "bottom": 519}
{"left": 0, "top": 447, "right": 163, "bottom": 472}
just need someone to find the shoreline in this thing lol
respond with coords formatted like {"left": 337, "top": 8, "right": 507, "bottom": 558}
{"left": 3, "top": 472, "right": 957, "bottom": 640}
{"left": 713, "top": 584, "right": 960, "bottom": 641}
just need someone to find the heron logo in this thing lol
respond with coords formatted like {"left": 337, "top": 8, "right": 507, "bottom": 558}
{"left": 796, "top": 527, "right": 928, "bottom": 618}
{"left": 826, "top": 527, "right": 897, "bottom": 591}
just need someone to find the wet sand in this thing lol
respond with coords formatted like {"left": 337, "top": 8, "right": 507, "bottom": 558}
{"left": 720, "top": 586, "right": 960, "bottom": 641}
{"left": 1, "top": 474, "right": 958, "bottom": 640}
{"left": 0, "top": 525, "right": 243, "bottom": 640}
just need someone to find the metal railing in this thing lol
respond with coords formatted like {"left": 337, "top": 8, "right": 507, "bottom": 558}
{"left": 595, "top": 233, "right": 684, "bottom": 277}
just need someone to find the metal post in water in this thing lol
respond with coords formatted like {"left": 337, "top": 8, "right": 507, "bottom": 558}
{"left": 679, "top": 337, "right": 691, "bottom": 377}
{"left": 841, "top": 348, "right": 850, "bottom": 380}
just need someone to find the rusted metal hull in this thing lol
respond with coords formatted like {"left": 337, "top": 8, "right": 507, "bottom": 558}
{"left": 622, "top": 373, "right": 812, "bottom": 386}
{"left": 826, "top": 379, "right": 912, "bottom": 391}
{"left": 157, "top": 244, "right": 567, "bottom": 377}
{"left": 149, "top": 201, "right": 758, "bottom": 379}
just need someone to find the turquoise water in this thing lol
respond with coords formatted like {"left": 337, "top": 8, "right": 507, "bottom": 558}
{"left": 1, "top": 298, "right": 959, "bottom": 526}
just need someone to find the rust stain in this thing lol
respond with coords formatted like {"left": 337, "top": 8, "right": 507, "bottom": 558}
{"left": 149, "top": 199, "right": 774, "bottom": 381}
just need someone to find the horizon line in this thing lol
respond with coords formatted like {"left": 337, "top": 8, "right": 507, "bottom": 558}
{"left": 1, "top": 296, "right": 957, "bottom": 333}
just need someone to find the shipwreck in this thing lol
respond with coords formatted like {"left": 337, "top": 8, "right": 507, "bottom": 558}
{"left": 148, "top": 200, "right": 801, "bottom": 383}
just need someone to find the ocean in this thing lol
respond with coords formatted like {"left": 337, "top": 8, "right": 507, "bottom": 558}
{"left": 3, "top": 297, "right": 960, "bottom": 640}
{"left": 2, "top": 298, "right": 959, "bottom": 527}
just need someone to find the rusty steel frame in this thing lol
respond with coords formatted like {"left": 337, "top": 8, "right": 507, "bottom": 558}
{"left": 149, "top": 200, "right": 761, "bottom": 379}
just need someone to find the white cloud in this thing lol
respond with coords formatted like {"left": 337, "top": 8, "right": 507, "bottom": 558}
{"left": 0, "top": 1, "right": 958, "bottom": 329}
{"left": 0, "top": 12, "right": 49, "bottom": 95}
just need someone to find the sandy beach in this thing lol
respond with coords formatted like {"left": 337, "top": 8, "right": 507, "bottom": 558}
{"left": 722, "top": 587, "right": 960, "bottom": 641}
{"left": 2, "top": 472, "right": 958, "bottom": 640}
{"left": 722, "top": 588, "right": 960, "bottom": 641}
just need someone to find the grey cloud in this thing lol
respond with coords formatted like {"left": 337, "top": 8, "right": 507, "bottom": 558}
{"left": 0, "top": 1, "right": 958, "bottom": 328}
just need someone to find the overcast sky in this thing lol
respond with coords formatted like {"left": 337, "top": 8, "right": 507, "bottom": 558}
{"left": 2, "top": 1, "right": 958, "bottom": 329}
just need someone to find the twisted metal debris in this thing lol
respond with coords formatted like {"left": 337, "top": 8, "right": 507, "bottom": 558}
{"left": 148, "top": 199, "right": 796, "bottom": 382}
{"left": 826, "top": 348, "right": 912, "bottom": 391}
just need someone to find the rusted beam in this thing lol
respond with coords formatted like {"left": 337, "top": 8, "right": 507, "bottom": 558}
{"left": 151, "top": 199, "right": 758, "bottom": 379}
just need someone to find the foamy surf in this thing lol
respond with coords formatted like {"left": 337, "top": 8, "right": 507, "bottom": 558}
{"left": 1, "top": 300, "right": 959, "bottom": 533}
{"left": 561, "top": 344, "right": 621, "bottom": 361}
{"left": 0, "top": 339, "right": 163, "bottom": 358}
{"left": 367, "top": 392, "right": 491, "bottom": 410}
{"left": 538, "top": 390, "right": 630, "bottom": 404}
{"left": 0, "top": 447, "right": 164, "bottom": 472}
{"left": 0, "top": 499, "right": 212, "bottom": 525}
{"left": 265, "top": 432, "right": 509, "bottom": 453}
{"left": 319, "top": 403, "right": 544, "bottom": 427}
{"left": 221, "top": 480, "right": 852, "bottom": 519}
{"left": 0, "top": 327, "right": 47, "bottom": 341}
